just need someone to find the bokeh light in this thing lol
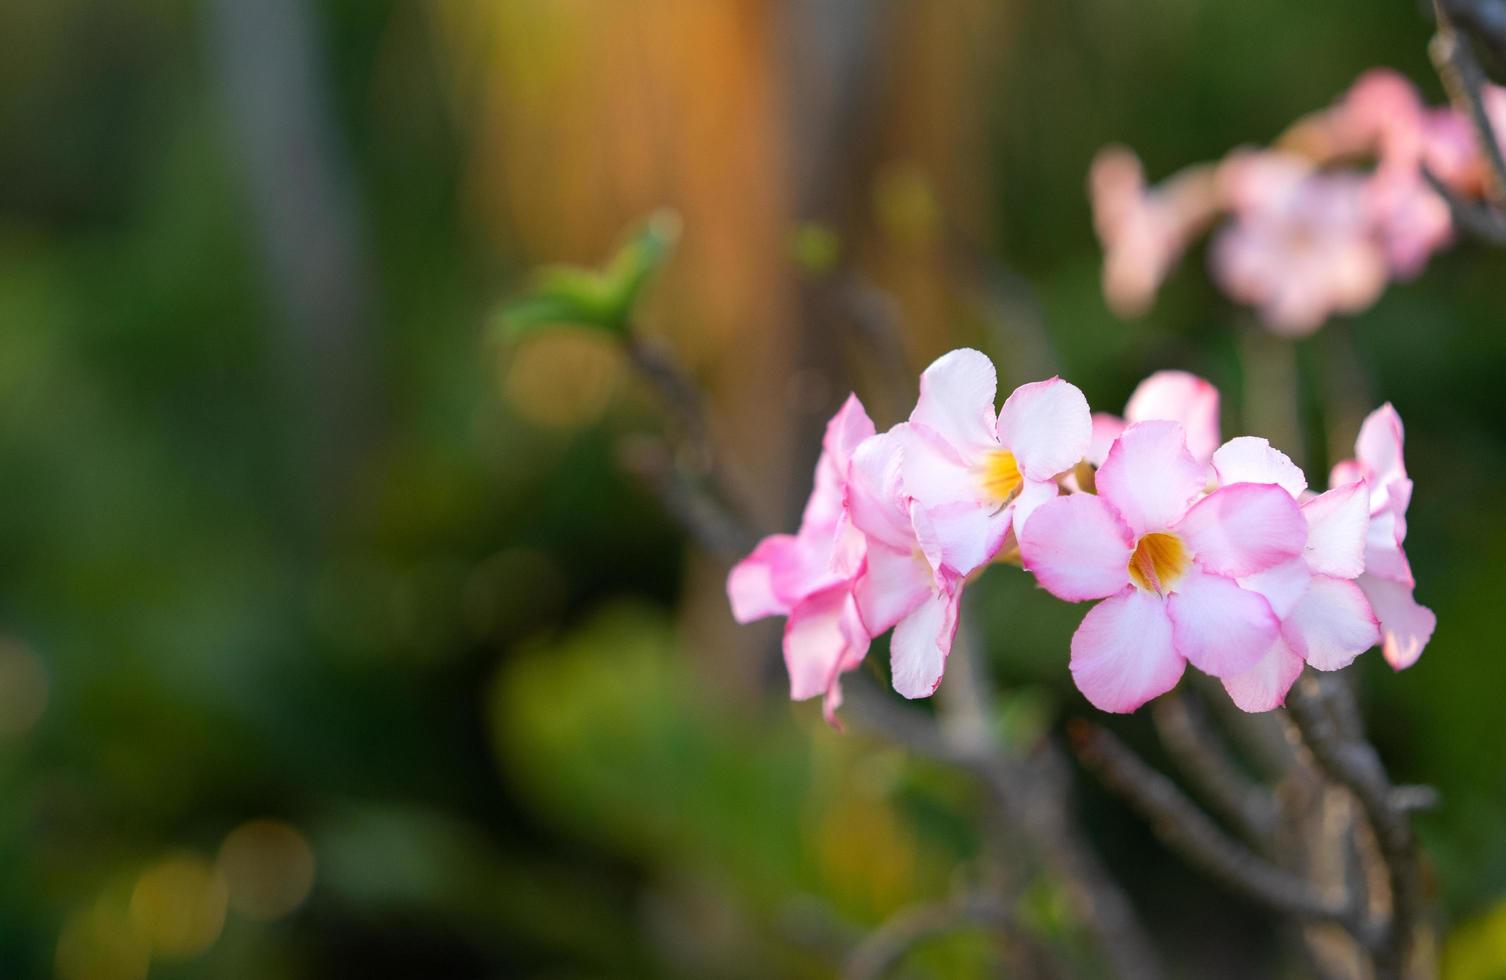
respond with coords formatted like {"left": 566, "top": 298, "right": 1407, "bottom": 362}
{"left": 128, "top": 854, "right": 227, "bottom": 959}
{"left": 217, "top": 820, "right": 316, "bottom": 923}
{"left": 54, "top": 902, "right": 150, "bottom": 980}
{"left": 0, "top": 637, "right": 47, "bottom": 736}
{"left": 503, "top": 331, "right": 621, "bottom": 430}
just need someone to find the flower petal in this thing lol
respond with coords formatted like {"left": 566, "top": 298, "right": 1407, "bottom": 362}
{"left": 1221, "top": 638, "right": 1305, "bottom": 713}
{"left": 1211, "top": 436, "right": 1307, "bottom": 498}
{"left": 804, "top": 395, "right": 878, "bottom": 529}
{"left": 727, "top": 534, "right": 800, "bottom": 621}
{"left": 1087, "top": 413, "right": 1126, "bottom": 467}
{"left": 784, "top": 586, "right": 869, "bottom": 701}
{"left": 825, "top": 393, "right": 878, "bottom": 464}
{"left": 1237, "top": 556, "right": 1313, "bottom": 620}
{"left": 997, "top": 377, "right": 1092, "bottom": 481}
{"left": 890, "top": 587, "right": 960, "bottom": 699}
{"left": 1301, "top": 482, "right": 1370, "bottom": 578}
{"left": 1174, "top": 482, "right": 1307, "bottom": 577}
{"left": 1125, "top": 370, "right": 1222, "bottom": 463}
{"left": 1167, "top": 569, "right": 1280, "bottom": 677}
{"left": 845, "top": 432, "right": 913, "bottom": 551}
{"left": 920, "top": 499, "right": 1013, "bottom": 577}
{"left": 1355, "top": 403, "right": 1407, "bottom": 488}
{"left": 1010, "top": 477, "right": 1062, "bottom": 543}
{"left": 892, "top": 422, "right": 977, "bottom": 508}
{"left": 1095, "top": 420, "right": 1205, "bottom": 536}
{"left": 910, "top": 348, "right": 999, "bottom": 457}
{"left": 1020, "top": 494, "right": 1134, "bottom": 601}
{"left": 854, "top": 541, "right": 931, "bottom": 635}
{"left": 1283, "top": 575, "right": 1380, "bottom": 671}
{"left": 1070, "top": 587, "right": 1184, "bottom": 712}
{"left": 1358, "top": 574, "right": 1436, "bottom": 670}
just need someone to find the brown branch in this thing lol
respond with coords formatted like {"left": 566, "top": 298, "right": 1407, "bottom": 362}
{"left": 1070, "top": 721, "right": 1368, "bottom": 936}
{"left": 617, "top": 437, "right": 758, "bottom": 561}
{"left": 1422, "top": 165, "right": 1506, "bottom": 244}
{"left": 843, "top": 676, "right": 1165, "bottom": 980}
{"left": 842, "top": 893, "right": 1059, "bottom": 980}
{"left": 1284, "top": 674, "right": 1424, "bottom": 979}
{"left": 1151, "top": 691, "right": 1278, "bottom": 844}
{"left": 1433, "top": 0, "right": 1506, "bottom": 211}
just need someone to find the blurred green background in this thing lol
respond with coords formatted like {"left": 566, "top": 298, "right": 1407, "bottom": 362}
{"left": 2, "top": 1, "right": 1504, "bottom": 977}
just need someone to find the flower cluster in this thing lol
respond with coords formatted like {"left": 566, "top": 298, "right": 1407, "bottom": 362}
{"left": 728, "top": 350, "right": 1433, "bottom": 721}
{"left": 1092, "top": 69, "right": 1501, "bottom": 334}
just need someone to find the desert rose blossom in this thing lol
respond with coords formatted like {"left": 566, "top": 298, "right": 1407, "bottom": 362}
{"left": 1090, "top": 147, "right": 1222, "bottom": 318}
{"left": 726, "top": 395, "right": 874, "bottom": 721}
{"left": 1019, "top": 421, "right": 1307, "bottom": 712}
{"left": 1209, "top": 438, "right": 1380, "bottom": 711}
{"left": 844, "top": 428, "right": 963, "bottom": 700}
{"left": 893, "top": 349, "right": 1090, "bottom": 577}
{"left": 1211, "top": 151, "right": 1389, "bottom": 336}
{"left": 1330, "top": 404, "right": 1436, "bottom": 669}
{"left": 1087, "top": 370, "right": 1221, "bottom": 468}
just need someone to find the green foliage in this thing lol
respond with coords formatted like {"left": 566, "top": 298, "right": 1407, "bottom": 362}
{"left": 495, "top": 210, "right": 682, "bottom": 340}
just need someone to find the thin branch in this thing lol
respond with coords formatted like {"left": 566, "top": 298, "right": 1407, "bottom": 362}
{"left": 844, "top": 677, "right": 1165, "bottom": 980}
{"left": 625, "top": 335, "right": 719, "bottom": 477}
{"left": 1069, "top": 721, "right": 1367, "bottom": 935}
{"left": 1151, "top": 691, "right": 1278, "bottom": 844}
{"left": 1439, "top": 0, "right": 1506, "bottom": 63}
{"left": 617, "top": 436, "right": 758, "bottom": 561}
{"left": 1422, "top": 165, "right": 1506, "bottom": 243}
{"left": 1432, "top": 0, "right": 1506, "bottom": 211}
{"left": 1285, "top": 674, "right": 1423, "bottom": 979}
{"left": 843, "top": 894, "right": 1054, "bottom": 980}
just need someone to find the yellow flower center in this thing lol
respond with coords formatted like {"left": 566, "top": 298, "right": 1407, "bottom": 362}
{"left": 1127, "top": 531, "right": 1191, "bottom": 594}
{"left": 979, "top": 449, "right": 1023, "bottom": 504}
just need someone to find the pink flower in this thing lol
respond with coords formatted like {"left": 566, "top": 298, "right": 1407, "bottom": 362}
{"left": 845, "top": 428, "right": 963, "bottom": 700}
{"left": 1330, "top": 405, "right": 1436, "bottom": 669}
{"left": 894, "top": 349, "right": 1091, "bottom": 576}
{"left": 727, "top": 395, "right": 875, "bottom": 721}
{"left": 1090, "top": 147, "right": 1220, "bottom": 318}
{"left": 1210, "top": 437, "right": 1380, "bottom": 711}
{"left": 1019, "top": 421, "right": 1307, "bottom": 712}
{"left": 1088, "top": 370, "right": 1221, "bottom": 468}
{"left": 1211, "top": 151, "right": 1388, "bottom": 336}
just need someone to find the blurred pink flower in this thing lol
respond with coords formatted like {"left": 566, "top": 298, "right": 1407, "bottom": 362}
{"left": 1210, "top": 438, "right": 1379, "bottom": 711}
{"left": 1019, "top": 421, "right": 1306, "bottom": 712}
{"left": 1090, "top": 147, "right": 1220, "bottom": 318}
{"left": 1088, "top": 370, "right": 1221, "bottom": 467}
{"left": 1330, "top": 404, "right": 1436, "bottom": 669}
{"left": 894, "top": 349, "right": 1090, "bottom": 576}
{"left": 726, "top": 394, "right": 874, "bottom": 722}
{"left": 1211, "top": 151, "right": 1388, "bottom": 335}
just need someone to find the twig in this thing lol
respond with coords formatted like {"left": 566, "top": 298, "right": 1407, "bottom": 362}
{"left": 1151, "top": 691, "right": 1278, "bottom": 844}
{"left": 1439, "top": 0, "right": 1506, "bottom": 63}
{"left": 1285, "top": 674, "right": 1424, "bottom": 979}
{"left": 843, "top": 678, "right": 1165, "bottom": 980}
{"left": 1070, "top": 721, "right": 1367, "bottom": 934}
{"left": 1422, "top": 165, "right": 1506, "bottom": 243}
{"left": 626, "top": 335, "right": 719, "bottom": 475}
{"left": 1432, "top": 0, "right": 1506, "bottom": 211}
{"left": 617, "top": 437, "right": 758, "bottom": 561}
{"left": 842, "top": 893, "right": 1051, "bottom": 980}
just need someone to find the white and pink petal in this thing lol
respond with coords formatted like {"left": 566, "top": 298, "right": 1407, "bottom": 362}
{"left": 1020, "top": 493, "right": 1135, "bottom": 602}
{"left": 1095, "top": 420, "right": 1206, "bottom": 536}
{"left": 1173, "top": 482, "right": 1307, "bottom": 578}
{"left": 1167, "top": 569, "right": 1281, "bottom": 678}
{"left": 997, "top": 377, "right": 1092, "bottom": 481}
{"left": 1070, "top": 587, "right": 1185, "bottom": 712}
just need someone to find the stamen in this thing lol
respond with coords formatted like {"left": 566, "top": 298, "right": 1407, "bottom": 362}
{"left": 1127, "top": 531, "right": 1191, "bottom": 594}
{"left": 980, "top": 449, "right": 1023, "bottom": 504}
